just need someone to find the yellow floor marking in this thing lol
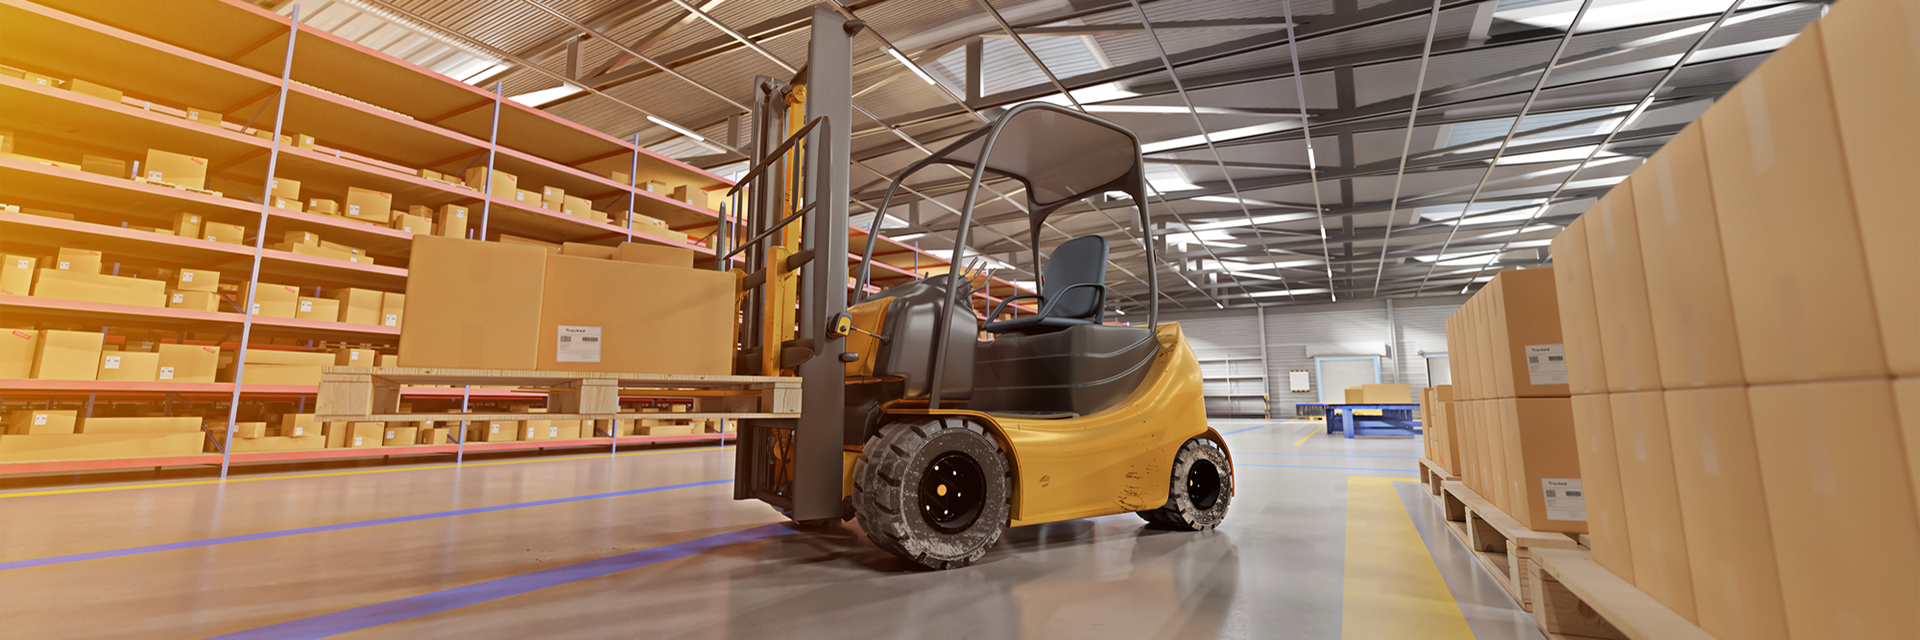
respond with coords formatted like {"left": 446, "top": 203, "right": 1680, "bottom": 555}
{"left": 1293, "top": 430, "right": 1317, "bottom": 446}
{"left": 1341, "top": 475, "right": 1475, "bottom": 640}
{"left": 0, "top": 446, "right": 730, "bottom": 499}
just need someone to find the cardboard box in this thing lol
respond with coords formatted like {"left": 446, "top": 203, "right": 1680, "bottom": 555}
{"left": 435, "top": 204, "right": 468, "bottom": 239}
{"left": 1749, "top": 379, "right": 1920, "bottom": 639}
{"left": 468, "top": 421, "right": 518, "bottom": 442}
{"left": 1821, "top": 2, "right": 1920, "bottom": 377}
{"left": 1583, "top": 182, "right": 1661, "bottom": 392}
{"left": 514, "top": 189, "right": 540, "bottom": 206}
{"left": 331, "top": 288, "right": 384, "bottom": 325}
{"left": 33, "top": 270, "right": 167, "bottom": 307}
{"left": 7, "top": 410, "right": 78, "bottom": 435}
{"left": 271, "top": 196, "right": 303, "bottom": 212}
{"left": 342, "top": 188, "right": 393, "bottom": 224}
{"left": 318, "top": 240, "right": 363, "bottom": 257}
{"left": 334, "top": 347, "right": 376, "bottom": 366}
{"left": 561, "top": 195, "right": 591, "bottom": 217}
{"left": 418, "top": 427, "right": 451, "bottom": 445}
{"left": 268, "top": 177, "right": 300, "bottom": 201}
{"left": 296, "top": 297, "right": 339, "bottom": 321}
{"left": 1550, "top": 219, "right": 1607, "bottom": 395}
{"left": 294, "top": 134, "right": 314, "bottom": 150}
{"left": 608, "top": 170, "right": 629, "bottom": 184}
{"left": 172, "top": 268, "right": 219, "bottom": 293}
{"left": 172, "top": 213, "right": 203, "bottom": 239}
{"left": 168, "top": 290, "right": 221, "bottom": 312}
{"left": 1608, "top": 391, "right": 1696, "bottom": 620}
{"left": 541, "top": 186, "right": 565, "bottom": 210}
{"left": 97, "top": 350, "right": 160, "bottom": 382}
{"left": 55, "top": 247, "right": 102, "bottom": 274}
{"left": 309, "top": 198, "right": 339, "bottom": 215}
{"left": 284, "top": 230, "right": 320, "bottom": 247}
{"left": 1903, "top": 377, "right": 1920, "bottom": 519}
{"left": 0, "top": 433, "right": 202, "bottom": 462}
{"left": 499, "top": 234, "right": 562, "bottom": 253}
{"left": 231, "top": 422, "right": 268, "bottom": 438}
{"left": 78, "top": 416, "right": 201, "bottom": 434}
{"left": 203, "top": 221, "right": 244, "bottom": 244}
{"left": 1485, "top": 269, "right": 1569, "bottom": 398}
{"left": 392, "top": 213, "right": 431, "bottom": 234}
{"left": 156, "top": 343, "right": 219, "bottom": 382}
{"left": 671, "top": 185, "right": 708, "bottom": 209}
{"left": 397, "top": 237, "right": 546, "bottom": 369}
{"left": 537, "top": 255, "right": 735, "bottom": 374}
{"left": 81, "top": 154, "right": 127, "bottom": 178}
{"left": 222, "top": 435, "right": 324, "bottom": 452}
{"left": 1494, "top": 397, "right": 1584, "bottom": 534}
{"left": 1343, "top": 387, "right": 1365, "bottom": 404}
{"left": 1702, "top": 24, "right": 1886, "bottom": 384}
{"left": 142, "top": 150, "right": 208, "bottom": 190}
{"left": 279, "top": 414, "right": 320, "bottom": 438}
{"left": 68, "top": 78, "right": 122, "bottom": 102}
{"left": 1472, "top": 294, "right": 1498, "bottom": 400}
{"left": 1357, "top": 383, "right": 1410, "bottom": 404}
{"left": 380, "top": 292, "right": 404, "bottom": 328}
{"left": 1632, "top": 126, "right": 1745, "bottom": 389}
{"left": 519, "top": 420, "right": 554, "bottom": 441}
{"left": 1661, "top": 387, "right": 1788, "bottom": 639}
{"left": 246, "top": 282, "right": 301, "bottom": 318}
{"left": 560, "top": 242, "right": 617, "bottom": 259}
{"left": 340, "top": 422, "right": 383, "bottom": 448}
{"left": 1, "top": 328, "right": 34, "bottom": 378}
{"left": 382, "top": 425, "right": 419, "bottom": 446}
{"left": 185, "top": 107, "right": 222, "bottom": 127}
{"left": 644, "top": 181, "right": 669, "bottom": 195}
{"left": 1482, "top": 398, "right": 1512, "bottom": 511}
{"left": 463, "top": 167, "right": 517, "bottom": 200}
{"left": 1, "top": 254, "right": 35, "bottom": 296}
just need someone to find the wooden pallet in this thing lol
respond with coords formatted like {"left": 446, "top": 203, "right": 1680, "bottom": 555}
{"left": 1438, "top": 481, "right": 1582, "bottom": 611}
{"left": 314, "top": 366, "right": 800, "bottom": 422}
{"left": 1417, "top": 457, "right": 1456, "bottom": 507}
{"left": 1527, "top": 548, "right": 1715, "bottom": 640}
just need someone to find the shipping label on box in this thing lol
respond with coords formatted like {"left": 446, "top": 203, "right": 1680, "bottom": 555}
{"left": 1525, "top": 344, "right": 1569, "bottom": 385}
{"left": 555, "top": 325, "right": 601, "bottom": 363}
{"left": 1541, "top": 478, "right": 1586, "bottom": 521}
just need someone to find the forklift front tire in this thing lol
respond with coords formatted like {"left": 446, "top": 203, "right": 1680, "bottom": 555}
{"left": 1139, "top": 437, "right": 1233, "bottom": 530}
{"left": 853, "top": 418, "right": 1010, "bottom": 570}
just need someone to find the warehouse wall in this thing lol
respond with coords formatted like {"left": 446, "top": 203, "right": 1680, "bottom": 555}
{"left": 1162, "top": 294, "right": 1468, "bottom": 417}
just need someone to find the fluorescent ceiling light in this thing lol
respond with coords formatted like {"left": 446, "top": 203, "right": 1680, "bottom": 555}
{"left": 886, "top": 48, "right": 941, "bottom": 86}
{"left": 1164, "top": 229, "right": 1242, "bottom": 249}
{"left": 1142, "top": 121, "right": 1298, "bottom": 154}
{"left": 508, "top": 85, "right": 583, "bottom": 107}
{"left": 1247, "top": 288, "right": 1331, "bottom": 298}
{"left": 1497, "top": 0, "right": 1775, "bottom": 34}
{"left": 1192, "top": 195, "right": 1290, "bottom": 208}
{"left": 1494, "top": 145, "right": 1616, "bottom": 166}
{"left": 647, "top": 115, "right": 706, "bottom": 142}
{"left": 1193, "top": 213, "right": 1318, "bottom": 231}
{"left": 890, "top": 232, "right": 927, "bottom": 242}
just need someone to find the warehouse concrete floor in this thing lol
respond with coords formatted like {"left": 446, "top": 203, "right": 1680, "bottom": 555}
{"left": 0, "top": 420, "right": 1542, "bottom": 639}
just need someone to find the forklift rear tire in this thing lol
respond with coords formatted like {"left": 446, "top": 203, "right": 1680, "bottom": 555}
{"left": 853, "top": 418, "right": 1010, "bottom": 570}
{"left": 1138, "top": 437, "right": 1232, "bottom": 530}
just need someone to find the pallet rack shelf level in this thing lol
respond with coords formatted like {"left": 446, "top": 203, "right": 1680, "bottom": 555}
{"left": 0, "top": 432, "right": 732, "bottom": 475}
{"left": 314, "top": 366, "right": 800, "bottom": 421}
{"left": 0, "top": 211, "right": 408, "bottom": 291}
{"left": 1, "top": 294, "right": 401, "bottom": 341}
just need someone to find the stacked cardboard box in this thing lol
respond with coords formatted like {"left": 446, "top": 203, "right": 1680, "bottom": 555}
{"left": 0, "top": 411, "right": 203, "bottom": 462}
{"left": 1533, "top": 7, "right": 1920, "bottom": 637}
{"left": 1421, "top": 385, "right": 1460, "bottom": 474}
{"left": 1444, "top": 269, "right": 1581, "bottom": 537}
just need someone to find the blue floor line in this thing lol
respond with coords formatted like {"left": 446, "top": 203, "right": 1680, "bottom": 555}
{"left": 0, "top": 479, "right": 731, "bottom": 572}
{"left": 203, "top": 523, "right": 797, "bottom": 640}
{"left": 1220, "top": 424, "right": 1275, "bottom": 435}
{"left": 1237, "top": 463, "right": 1418, "bottom": 473}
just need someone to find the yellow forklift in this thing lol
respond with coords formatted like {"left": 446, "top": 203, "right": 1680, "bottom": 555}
{"left": 721, "top": 7, "right": 1231, "bottom": 570}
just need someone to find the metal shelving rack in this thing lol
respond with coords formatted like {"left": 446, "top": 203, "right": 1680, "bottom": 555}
{"left": 0, "top": 0, "right": 1038, "bottom": 476}
{"left": 1196, "top": 355, "right": 1270, "bottom": 419}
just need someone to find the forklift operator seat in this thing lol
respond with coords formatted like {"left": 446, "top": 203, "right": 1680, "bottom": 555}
{"left": 982, "top": 235, "right": 1108, "bottom": 336}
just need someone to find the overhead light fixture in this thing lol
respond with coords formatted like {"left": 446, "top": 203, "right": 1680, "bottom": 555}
{"left": 508, "top": 84, "right": 584, "bottom": 108}
{"left": 886, "top": 48, "right": 940, "bottom": 86}
{"left": 647, "top": 115, "right": 706, "bottom": 142}
{"left": 891, "top": 232, "right": 927, "bottom": 242}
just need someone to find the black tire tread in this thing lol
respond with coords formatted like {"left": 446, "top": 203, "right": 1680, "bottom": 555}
{"left": 852, "top": 418, "right": 1009, "bottom": 569}
{"left": 1137, "top": 437, "right": 1233, "bottom": 530}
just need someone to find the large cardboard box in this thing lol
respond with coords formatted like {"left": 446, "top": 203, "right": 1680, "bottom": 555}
{"left": 1902, "top": 378, "right": 1920, "bottom": 518}
{"left": 296, "top": 297, "right": 340, "bottom": 322}
{"left": 1584, "top": 182, "right": 1661, "bottom": 392}
{"left": 78, "top": 416, "right": 202, "bottom": 434}
{"left": 612, "top": 241, "right": 696, "bottom": 269}
{"left": 268, "top": 176, "right": 300, "bottom": 201}
{"left": 97, "top": 350, "right": 160, "bottom": 382}
{"left": 1433, "top": 387, "right": 1461, "bottom": 472}
{"left": 156, "top": 343, "right": 219, "bottom": 382}
{"left": 168, "top": 290, "right": 221, "bottom": 312}
{"left": 334, "top": 347, "right": 376, "bottom": 366}
{"left": 246, "top": 282, "right": 301, "bottom": 318}
{"left": 331, "top": 288, "right": 384, "bottom": 325}
{"left": 1608, "top": 391, "right": 1696, "bottom": 620}
{"left": 380, "top": 293, "right": 404, "bottom": 328}
{"left": 142, "top": 150, "right": 207, "bottom": 189}
{"left": 7, "top": 410, "right": 78, "bottom": 435}
{"left": 382, "top": 425, "right": 419, "bottom": 446}
{"left": 340, "top": 422, "right": 383, "bottom": 448}
{"left": 435, "top": 204, "right": 468, "bottom": 239}
{"left": 1343, "top": 387, "right": 1365, "bottom": 404}
{"left": 1632, "top": 125, "right": 1745, "bottom": 389}
{"left": 1484, "top": 269, "right": 1569, "bottom": 398}
{"left": 1495, "top": 397, "right": 1584, "bottom": 534}
{"left": 1, "top": 328, "right": 35, "bottom": 378}
{"left": 392, "top": 213, "right": 431, "bottom": 235}
{"left": 1356, "top": 383, "right": 1410, "bottom": 404}
{"left": 1482, "top": 398, "right": 1512, "bottom": 511}
{"left": 1749, "top": 379, "right": 1920, "bottom": 639}
{"left": 202, "top": 221, "right": 244, "bottom": 245}
{"left": 279, "top": 414, "right": 320, "bottom": 438}
{"left": 229, "top": 349, "right": 333, "bottom": 385}
{"left": 1662, "top": 387, "right": 1787, "bottom": 640}
{"left": 467, "top": 421, "right": 518, "bottom": 442}
{"left": 537, "top": 255, "right": 734, "bottom": 374}
{"left": 1821, "top": 0, "right": 1920, "bottom": 377}
{"left": 671, "top": 185, "right": 708, "bottom": 209}
{"left": 1550, "top": 219, "right": 1607, "bottom": 395}
{"left": 1, "top": 254, "right": 35, "bottom": 296}
{"left": 463, "top": 167, "right": 517, "bottom": 200}
{"left": 1472, "top": 294, "right": 1498, "bottom": 400}
{"left": 398, "top": 237, "right": 546, "bottom": 369}
{"left": 32, "top": 270, "right": 166, "bottom": 307}
{"left": 1702, "top": 24, "right": 1887, "bottom": 384}
{"left": 343, "top": 188, "right": 394, "bottom": 224}
{"left": 171, "top": 268, "right": 219, "bottom": 293}
{"left": 55, "top": 247, "right": 102, "bottom": 273}
{"left": 32, "top": 330, "right": 104, "bottom": 380}
{"left": 0, "top": 433, "right": 203, "bottom": 462}
{"left": 172, "top": 213, "right": 203, "bottom": 239}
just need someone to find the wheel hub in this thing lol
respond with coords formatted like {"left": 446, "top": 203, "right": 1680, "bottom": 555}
{"left": 919, "top": 451, "right": 987, "bottom": 533}
{"left": 1187, "top": 459, "right": 1222, "bottom": 510}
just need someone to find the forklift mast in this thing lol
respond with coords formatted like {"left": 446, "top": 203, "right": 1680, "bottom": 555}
{"left": 725, "top": 4, "right": 855, "bottom": 522}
